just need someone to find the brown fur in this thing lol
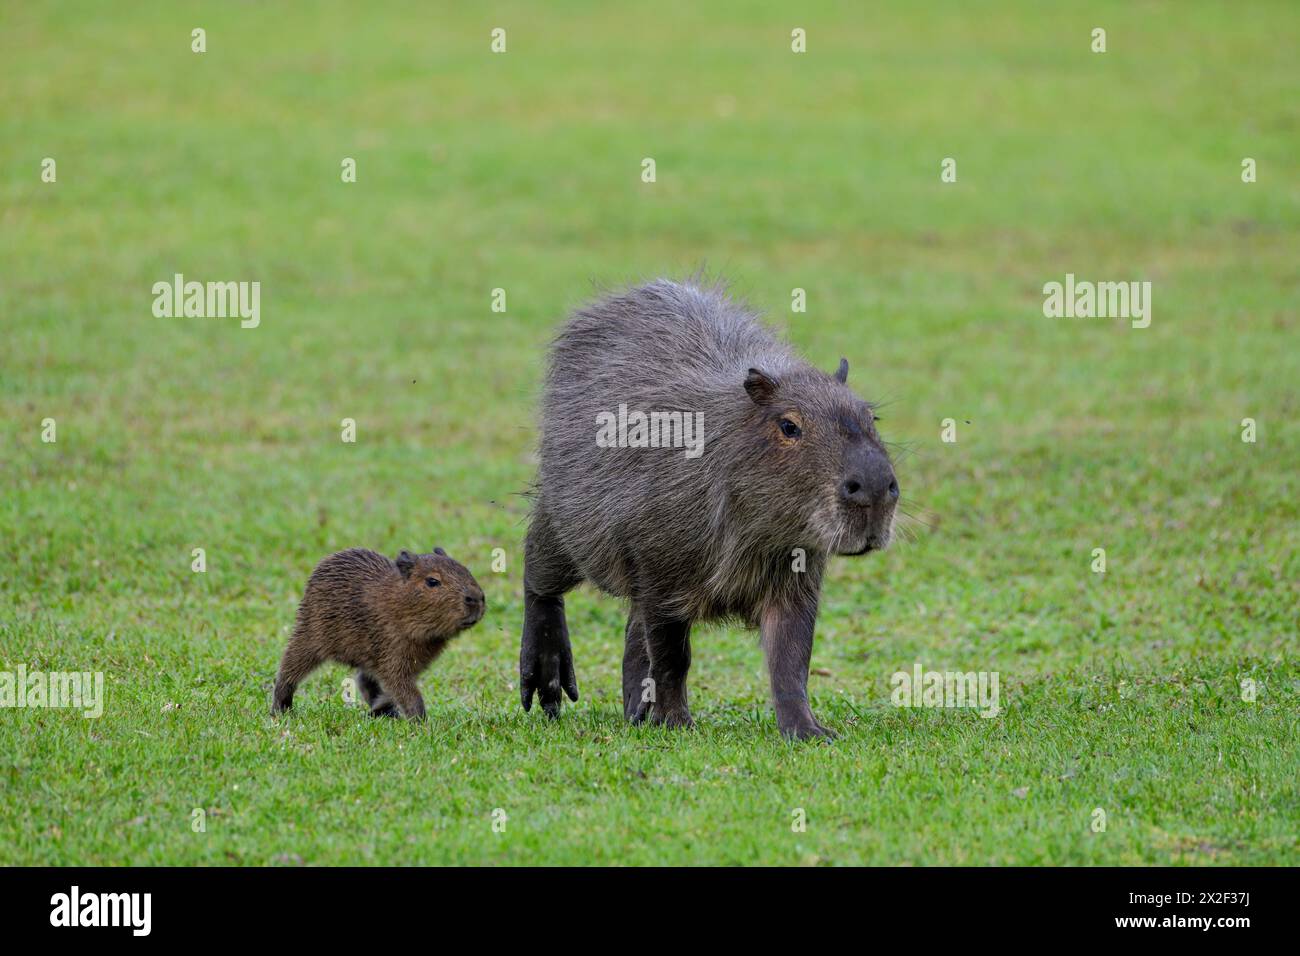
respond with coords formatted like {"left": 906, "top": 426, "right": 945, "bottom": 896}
{"left": 271, "top": 547, "right": 485, "bottom": 720}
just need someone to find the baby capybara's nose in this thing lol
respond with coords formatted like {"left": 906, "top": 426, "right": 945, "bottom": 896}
{"left": 464, "top": 591, "right": 485, "bottom": 614}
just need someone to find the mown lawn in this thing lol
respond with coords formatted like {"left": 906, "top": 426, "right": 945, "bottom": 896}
{"left": 0, "top": 1, "right": 1296, "bottom": 865}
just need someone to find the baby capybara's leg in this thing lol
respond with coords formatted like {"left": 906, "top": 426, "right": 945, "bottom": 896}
{"left": 376, "top": 671, "right": 426, "bottom": 721}
{"left": 519, "top": 509, "right": 583, "bottom": 719}
{"left": 622, "top": 607, "right": 650, "bottom": 721}
{"left": 272, "top": 635, "right": 324, "bottom": 714}
{"left": 638, "top": 614, "right": 693, "bottom": 728}
{"left": 356, "top": 669, "right": 399, "bottom": 718}
{"left": 356, "top": 669, "right": 381, "bottom": 705}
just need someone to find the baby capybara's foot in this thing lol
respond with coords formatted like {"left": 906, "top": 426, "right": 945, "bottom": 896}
{"left": 271, "top": 681, "right": 295, "bottom": 714}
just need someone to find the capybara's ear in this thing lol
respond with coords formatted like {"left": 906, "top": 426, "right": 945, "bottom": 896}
{"left": 434, "top": 547, "right": 446, "bottom": 556}
{"left": 834, "top": 357, "right": 849, "bottom": 384}
{"left": 396, "top": 550, "right": 416, "bottom": 578}
{"left": 744, "top": 368, "right": 779, "bottom": 405}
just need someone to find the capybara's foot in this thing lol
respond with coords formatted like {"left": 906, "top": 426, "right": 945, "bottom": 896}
{"left": 779, "top": 717, "right": 836, "bottom": 742}
{"left": 377, "top": 680, "right": 427, "bottom": 721}
{"left": 520, "top": 626, "right": 578, "bottom": 719}
{"left": 623, "top": 686, "right": 648, "bottom": 721}
{"left": 271, "top": 682, "right": 294, "bottom": 715}
{"left": 649, "top": 705, "right": 694, "bottom": 729}
{"left": 629, "top": 687, "right": 693, "bottom": 729}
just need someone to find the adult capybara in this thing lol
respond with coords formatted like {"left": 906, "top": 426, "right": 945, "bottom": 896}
{"left": 519, "top": 280, "right": 898, "bottom": 739}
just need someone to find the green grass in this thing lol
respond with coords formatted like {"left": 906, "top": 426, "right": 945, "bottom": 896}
{"left": 1, "top": 0, "right": 1297, "bottom": 865}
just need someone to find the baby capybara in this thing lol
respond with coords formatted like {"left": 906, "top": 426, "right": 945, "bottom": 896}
{"left": 272, "top": 548, "right": 485, "bottom": 720}
{"left": 520, "top": 280, "right": 899, "bottom": 739}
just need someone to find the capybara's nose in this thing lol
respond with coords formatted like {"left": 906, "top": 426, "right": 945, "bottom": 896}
{"left": 840, "top": 462, "right": 898, "bottom": 507}
{"left": 839, "top": 477, "right": 869, "bottom": 506}
{"left": 465, "top": 592, "right": 485, "bottom": 614}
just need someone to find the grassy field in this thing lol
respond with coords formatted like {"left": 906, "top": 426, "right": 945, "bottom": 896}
{"left": 1, "top": 1, "right": 1297, "bottom": 865}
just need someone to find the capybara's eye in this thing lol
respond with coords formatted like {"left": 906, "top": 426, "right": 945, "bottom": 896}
{"left": 425, "top": 577, "right": 441, "bottom": 588}
{"left": 778, "top": 418, "right": 802, "bottom": 439}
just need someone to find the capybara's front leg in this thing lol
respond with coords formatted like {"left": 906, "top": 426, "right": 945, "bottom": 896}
{"left": 379, "top": 672, "right": 426, "bottom": 721}
{"left": 519, "top": 511, "right": 582, "bottom": 719}
{"left": 761, "top": 600, "right": 834, "bottom": 741}
{"left": 521, "top": 591, "right": 577, "bottom": 719}
{"left": 636, "top": 614, "right": 693, "bottom": 729}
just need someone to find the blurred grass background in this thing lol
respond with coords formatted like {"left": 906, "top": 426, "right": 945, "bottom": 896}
{"left": 0, "top": 1, "right": 1296, "bottom": 864}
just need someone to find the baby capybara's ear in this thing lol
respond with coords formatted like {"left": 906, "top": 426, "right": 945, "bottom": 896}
{"left": 433, "top": 547, "right": 446, "bottom": 556}
{"left": 396, "top": 550, "right": 416, "bottom": 578}
{"left": 834, "top": 357, "right": 849, "bottom": 383}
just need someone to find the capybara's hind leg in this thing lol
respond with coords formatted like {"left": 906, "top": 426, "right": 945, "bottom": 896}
{"left": 272, "top": 636, "right": 324, "bottom": 714}
{"left": 356, "top": 669, "right": 399, "bottom": 718}
{"left": 519, "top": 509, "right": 583, "bottom": 719}
{"left": 622, "top": 607, "right": 651, "bottom": 721}
{"left": 641, "top": 614, "right": 693, "bottom": 729}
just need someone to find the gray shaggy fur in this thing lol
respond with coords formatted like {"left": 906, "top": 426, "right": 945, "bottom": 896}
{"left": 520, "top": 279, "right": 898, "bottom": 739}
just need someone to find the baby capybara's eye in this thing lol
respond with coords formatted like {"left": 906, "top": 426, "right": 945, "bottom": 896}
{"left": 425, "top": 577, "right": 441, "bottom": 588}
{"left": 779, "top": 418, "right": 802, "bottom": 439}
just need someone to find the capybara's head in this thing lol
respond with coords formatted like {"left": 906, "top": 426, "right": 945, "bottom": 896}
{"left": 393, "top": 548, "right": 486, "bottom": 638}
{"left": 742, "top": 358, "right": 898, "bottom": 556}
